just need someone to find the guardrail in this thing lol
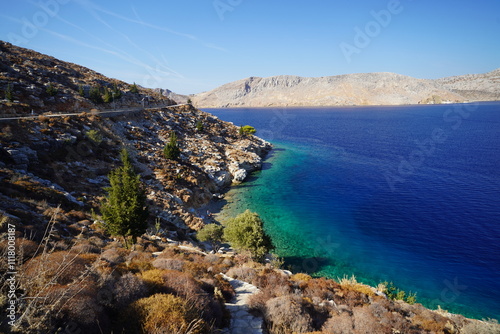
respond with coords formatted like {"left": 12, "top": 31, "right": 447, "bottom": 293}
{"left": 0, "top": 103, "right": 182, "bottom": 121}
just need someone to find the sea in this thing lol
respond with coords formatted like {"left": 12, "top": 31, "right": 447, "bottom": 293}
{"left": 203, "top": 102, "right": 500, "bottom": 320}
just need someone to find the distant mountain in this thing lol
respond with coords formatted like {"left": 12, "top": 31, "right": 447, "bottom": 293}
{"left": 153, "top": 88, "right": 190, "bottom": 104}
{"left": 191, "top": 70, "right": 500, "bottom": 108}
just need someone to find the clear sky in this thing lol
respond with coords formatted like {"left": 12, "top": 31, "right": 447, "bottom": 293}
{"left": 1, "top": 0, "right": 499, "bottom": 94}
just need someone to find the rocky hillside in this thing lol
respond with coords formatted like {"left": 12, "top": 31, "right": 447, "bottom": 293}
{"left": 0, "top": 41, "right": 176, "bottom": 116}
{"left": 435, "top": 68, "right": 500, "bottom": 101}
{"left": 192, "top": 70, "right": 500, "bottom": 108}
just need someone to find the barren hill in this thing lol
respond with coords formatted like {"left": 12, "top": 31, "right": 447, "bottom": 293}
{"left": 192, "top": 70, "right": 500, "bottom": 108}
{"left": 0, "top": 41, "right": 175, "bottom": 116}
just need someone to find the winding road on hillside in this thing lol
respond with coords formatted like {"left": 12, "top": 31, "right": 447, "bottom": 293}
{"left": 0, "top": 103, "right": 188, "bottom": 122}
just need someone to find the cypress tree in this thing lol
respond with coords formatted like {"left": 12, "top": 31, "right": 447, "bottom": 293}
{"left": 163, "top": 131, "right": 181, "bottom": 160}
{"left": 101, "top": 148, "right": 149, "bottom": 248}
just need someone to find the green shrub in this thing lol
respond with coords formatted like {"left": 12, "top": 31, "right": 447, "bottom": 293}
{"left": 196, "top": 120, "right": 204, "bottom": 131}
{"left": 89, "top": 85, "right": 103, "bottom": 103}
{"left": 130, "top": 82, "right": 139, "bottom": 94}
{"left": 224, "top": 210, "right": 274, "bottom": 261}
{"left": 86, "top": 129, "right": 103, "bottom": 145}
{"left": 46, "top": 82, "right": 58, "bottom": 96}
{"left": 163, "top": 131, "right": 181, "bottom": 160}
{"left": 239, "top": 125, "right": 256, "bottom": 136}
{"left": 197, "top": 224, "right": 224, "bottom": 252}
{"left": 5, "top": 83, "right": 14, "bottom": 101}
{"left": 381, "top": 281, "right": 417, "bottom": 304}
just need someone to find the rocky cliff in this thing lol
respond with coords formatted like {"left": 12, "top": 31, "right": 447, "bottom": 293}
{"left": 192, "top": 70, "right": 500, "bottom": 108}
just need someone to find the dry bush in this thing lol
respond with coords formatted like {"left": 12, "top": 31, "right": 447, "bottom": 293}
{"left": 352, "top": 306, "right": 391, "bottom": 334}
{"left": 412, "top": 308, "right": 451, "bottom": 333}
{"left": 214, "top": 274, "right": 236, "bottom": 302}
{"left": 462, "top": 319, "right": 500, "bottom": 334}
{"left": 183, "top": 260, "right": 210, "bottom": 278}
{"left": 16, "top": 238, "right": 38, "bottom": 261}
{"left": 338, "top": 275, "right": 375, "bottom": 297}
{"left": 226, "top": 265, "right": 258, "bottom": 283}
{"left": 125, "top": 293, "right": 205, "bottom": 334}
{"left": 126, "top": 250, "right": 153, "bottom": 272}
{"left": 105, "top": 272, "right": 148, "bottom": 309}
{"left": 70, "top": 239, "right": 100, "bottom": 254}
{"left": 22, "top": 251, "right": 95, "bottom": 288}
{"left": 140, "top": 269, "right": 167, "bottom": 292}
{"left": 152, "top": 258, "right": 185, "bottom": 271}
{"left": 322, "top": 312, "right": 354, "bottom": 334}
{"left": 265, "top": 295, "right": 314, "bottom": 334}
{"left": 291, "top": 273, "right": 313, "bottom": 284}
{"left": 303, "top": 277, "right": 339, "bottom": 300}
{"left": 100, "top": 247, "right": 129, "bottom": 265}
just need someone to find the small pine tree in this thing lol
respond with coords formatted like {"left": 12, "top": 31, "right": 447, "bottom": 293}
{"left": 101, "top": 148, "right": 149, "bottom": 248}
{"left": 187, "top": 98, "right": 192, "bottom": 105}
{"left": 78, "top": 84, "right": 85, "bottom": 97}
{"left": 196, "top": 120, "right": 204, "bottom": 132}
{"left": 163, "top": 131, "right": 181, "bottom": 160}
{"left": 46, "top": 82, "right": 58, "bottom": 96}
{"left": 113, "top": 82, "right": 122, "bottom": 99}
{"left": 5, "top": 83, "right": 14, "bottom": 102}
{"left": 130, "top": 82, "right": 139, "bottom": 94}
{"left": 103, "top": 88, "right": 113, "bottom": 103}
{"left": 89, "top": 85, "right": 103, "bottom": 103}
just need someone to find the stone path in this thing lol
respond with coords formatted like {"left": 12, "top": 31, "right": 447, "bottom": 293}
{"left": 220, "top": 273, "right": 264, "bottom": 334}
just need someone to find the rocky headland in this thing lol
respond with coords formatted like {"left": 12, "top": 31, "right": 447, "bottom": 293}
{"left": 191, "top": 70, "right": 500, "bottom": 108}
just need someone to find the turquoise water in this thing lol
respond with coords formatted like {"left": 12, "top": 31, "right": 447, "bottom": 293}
{"left": 206, "top": 103, "right": 500, "bottom": 320}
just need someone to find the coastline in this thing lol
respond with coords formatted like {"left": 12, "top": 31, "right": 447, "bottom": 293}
{"left": 205, "top": 127, "right": 500, "bottom": 322}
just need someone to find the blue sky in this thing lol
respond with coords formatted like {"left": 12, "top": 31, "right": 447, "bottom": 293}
{"left": 1, "top": 0, "right": 499, "bottom": 94}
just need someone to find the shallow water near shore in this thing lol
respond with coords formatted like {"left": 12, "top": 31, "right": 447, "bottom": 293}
{"left": 205, "top": 103, "right": 500, "bottom": 320}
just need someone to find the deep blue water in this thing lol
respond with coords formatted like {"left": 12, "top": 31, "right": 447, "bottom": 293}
{"left": 204, "top": 103, "right": 500, "bottom": 320}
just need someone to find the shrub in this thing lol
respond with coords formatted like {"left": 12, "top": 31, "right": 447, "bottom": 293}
{"left": 86, "top": 129, "right": 103, "bottom": 145}
{"left": 100, "top": 247, "right": 128, "bottom": 265}
{"left": 107, "top": 273, "right": 148, "bottom": 309}
{"left": 89, "top": 85, "right": 103, "bottom": 103}
{"left": 5, "top": 83, "right": 14, "bottom": 101}
{"left": 226, "top": 265, "right": 258, "bottom": 283}
{"left": 322, "top": 312, "right": 354, "bottom": 334}
{"left": 239, "top": 125, "right": 256, "bottom": 136}
{"left": 126, "top": 293, "right": 205, "bottom": 334}
{"left": 462, "top": 319, "right": 500, "bottom": 334}
{"left": 265, "top": 295, "right": 314, "bottom": 334}
{"left": 381, "top": 281, "right": 417, "bottom": 304}
{"left": 197, "top": 223, "right": 224, "bottom": 252}
{"left": 130, "top": 82, "right": 139, "bottom": 94}
{"left": 163, "top": 131, "right": 181, "bottom": 160}
{"left": 196, "top": 120, "right": 204, "bottom": 131}
{"left": 46, "top": 82, "right": 58, "bottom": 96}
{"left": 152, "top": 258, "right": 184, "bottom": 271}
{"left": 224, "top": 210, "right": 274, "bottom": 261}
